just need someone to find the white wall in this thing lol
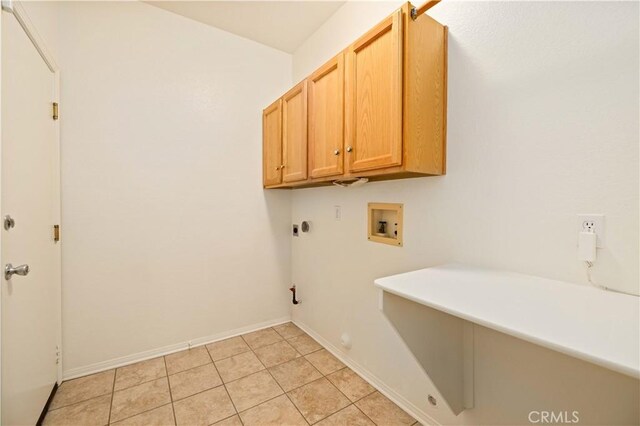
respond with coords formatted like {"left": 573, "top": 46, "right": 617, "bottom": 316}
{"left": 291, "top": 1, "right": 639, "bottom": 425}
{"left": 27, "top": 1, "right": 293, "bottom": 376}
{"left": 20, "top": 1, "right": 640, "bottom": 423}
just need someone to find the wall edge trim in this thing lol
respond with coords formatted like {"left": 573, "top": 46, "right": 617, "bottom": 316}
{"left": 62, "top": 316, "right": 291, "bottom": 381}
{"left": 293, "top": 319, "right": 443, "bottom": 426}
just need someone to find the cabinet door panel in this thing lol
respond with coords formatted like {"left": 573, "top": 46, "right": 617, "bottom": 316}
{"left": 309, "top": 53, "right": 344, "bottom": 178}
{"left": 262, "top": 99, "right": 282, "bottom": 186}
{"left": 346, "top": 9, "right": 403, "bottom": 173}
{"left": 282, "top": 81, "right": 308, "bottom": 183}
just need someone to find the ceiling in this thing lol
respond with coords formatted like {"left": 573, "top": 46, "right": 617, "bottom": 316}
{"left": 147, "top": 1, "right": 346, "bottom": 53}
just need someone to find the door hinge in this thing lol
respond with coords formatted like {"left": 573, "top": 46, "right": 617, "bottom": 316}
{"left": 53, "top": 224, "right": 60, "bottom": 242}
{"left": 52, "top": 102, "right": 59, "bottom": 120}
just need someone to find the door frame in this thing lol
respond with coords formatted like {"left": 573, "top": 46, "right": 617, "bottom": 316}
{"left": 0, "top": 0, "right": 61, "bottom": 420}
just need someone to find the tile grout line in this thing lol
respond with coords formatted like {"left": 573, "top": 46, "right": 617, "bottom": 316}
{"left": 207, "top": 413, "right": 239, "bottom": 426}
{"left": 161, "top": 336, "right": 288, "bottom": 406}
{"left": 63, "top": 319, "right": 293, "bottom": 382}
{"left": 266, "top": 360, "right": 322, "bottom": 394}
{"left": 208, "top": 348, "right": 252, "bottom": 364}
{"left": 251, "top": 325, "right": 351, "bottom": 424}
{"left": 273, "top": 326, "right": 371, "bottom": 425}
{"left": 231, "top": 328, "right": 308, "bottom": 419}
{"left": 251, "top": 327, "right": 323, "bottom": 367}
{"left": 209, "top": 340, "right": 244, "bottom": 426}
{"left": 106, "top": 370, "right": 172, "bottom": 423}
{"left": 106, "top": 379, "right": 367, "bottom": 422}
{"left": 292, "top": 322, "right": 417, "bottom": 424}
{"left": 284, "top": 330, "right": 390, "bottom": 426}
{"left": 215, "top": 329, "right": 270, "bottom": 388}
{"left": 105, "top": 329, "right": 370, "bottom": 425}
{"left": 107, "top": 369, "right": 117, "bottom": 425}
{"left": 282, "top": 390, "right": 310, "bottom": 425}
{"left": 216, "top": 352, "right": 268, "bottom": 385}
{"left": 168, "top": 361, "right": 211, "bottom": 379}
{"left": 108, "top": 377, "right": 172, "bottom": 425}
{"left": 88, "top": 327, "right": 319, "bottom": 398}
{"left": 353, "top": 403, "right": 379, "bottom": 426}
{"left": 288, "top": 376, "right": 349, "bottom": 426}
{"left": 319, "top": 368, "right": 380, "bottom": 426}
{"left": 107, "top": 338, "right": 287, "bottom": 396}
{"left": 282, "top": 329, "right": 379, "bottom": 426}
{"left": 109, "top": 373, "right": 169, "bottom": 396}
{"left": 235, "top": 393, "right": 293, "bottom": 418}
{"left": 50, "top": 323, "right": 409, "bottom": 426}
{"left": 355, "top": 402, "right": 380, "bottom": 426}
{"left": 241, "top": 328, "right": 307, "bottom": 422}
{"left": 162, "top": 356, "right": 178, "bottom": 426}
{"left": 108, "top": 403, "right": 173, "bottom": 425}
{"left": 162, "top": 383, "right": 227, "bottom": 406}
{"left": 46, "top": 390, "right": 113, "bottom": 413}
{"left": 325, "top": 365, "right": 377, "bottom": 405}
{"left": 346, "top": 381, "right": 409, "bottom": 425}
{"left": 256, "top": 328, "right": 311, "bottom": 425}
{"left": 57, "top": 358, "right": 199, "bottom": 407}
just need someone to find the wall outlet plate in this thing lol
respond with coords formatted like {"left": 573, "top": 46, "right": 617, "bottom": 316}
{"left": 577, "top": 214, "right": 604, "bottom": 248}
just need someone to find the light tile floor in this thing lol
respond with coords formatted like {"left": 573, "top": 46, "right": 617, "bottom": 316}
{"left": 45, "top": 322, "right": 418, "bottom": 426}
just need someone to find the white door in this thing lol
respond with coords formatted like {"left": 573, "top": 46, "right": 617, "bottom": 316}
{"left": 1, "top": 8, "right": 61, "bottom": 426}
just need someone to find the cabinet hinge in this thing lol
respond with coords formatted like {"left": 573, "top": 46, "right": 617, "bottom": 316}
{"left": 52, "top": 102, "right": 59, "bottom": 120}
{"left": 53, "top": 224, "right": 60, "bottom": 242}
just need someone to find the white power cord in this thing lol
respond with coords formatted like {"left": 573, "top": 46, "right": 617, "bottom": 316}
{"left": 585, "top": 261, "right": 605, "bottom": 290}
{"left": 585, "top": 261, "right": 638, "bottom": 297}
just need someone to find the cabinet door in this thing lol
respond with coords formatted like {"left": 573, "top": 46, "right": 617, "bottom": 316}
{"left": 282, "top": 81, "right": 308, "bottom": 183}
{"left": 262, "top": 99, "right": 282, "bottom": 186}
{"left": 346, "top": 9, "right": 403, "bottom": 173}
{"left": 308, "top": 53, "right": 344, "bottom": 178}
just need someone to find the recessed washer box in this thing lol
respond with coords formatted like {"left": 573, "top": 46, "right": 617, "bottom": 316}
{"left": 368, "top": 203, "right": 403, "bottom": 247}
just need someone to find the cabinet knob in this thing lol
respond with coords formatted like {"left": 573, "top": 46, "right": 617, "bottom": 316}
{"left": 346, "top": 146, "right": 353, "bottom": 153}
{"left": 275, "top": 165, "right": 284, "bottom": 171}
{"left": 333, "top": 149, "right": 340, "bottom": 156}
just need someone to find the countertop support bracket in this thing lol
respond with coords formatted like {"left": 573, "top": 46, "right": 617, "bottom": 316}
{"left": 379, "top": 289, "right": 474, "bottom": 415}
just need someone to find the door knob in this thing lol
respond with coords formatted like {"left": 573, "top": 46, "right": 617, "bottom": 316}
{"left": 5, "top": 263, "right": 29, "bottom": 280}
{"left": 3, "top": 215, "right": 15, "bottom": 230}
{"left": 346, "top": 146, "right": 353, "bottom": 153}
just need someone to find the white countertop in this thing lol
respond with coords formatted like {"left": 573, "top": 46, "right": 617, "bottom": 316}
{"left": 374, "top": 263, "right": 640, "bottom": 378}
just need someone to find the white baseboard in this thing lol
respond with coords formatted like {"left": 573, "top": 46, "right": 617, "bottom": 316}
{"left": 292, "top": 320, "right": 441, "bottom": 426}
{"left": 63, "top": 316, "right": 291, "bottom": 380}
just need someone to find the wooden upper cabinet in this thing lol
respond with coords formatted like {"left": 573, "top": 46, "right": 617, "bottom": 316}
{"left": 262, "top": 2, "right": 447, "bottom": 189}
{"left": 345, "top": 9, "right": 403, "bottom": 173}
{"left": 262, "top": 99, "right": 282, "bottom": 187}
{"left": 308, "top": 53, "right": 345, "bottom": 179}
{"left": 282, "top": 81, "right": 308, "bottom": 183}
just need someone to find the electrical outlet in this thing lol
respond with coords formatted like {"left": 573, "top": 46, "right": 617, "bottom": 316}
{"left": 577, "top": 214, "right": 604, "bottom": 248}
